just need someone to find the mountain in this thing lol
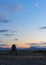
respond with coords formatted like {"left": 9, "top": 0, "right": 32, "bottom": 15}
{"left": 0, "top": 47, "right": 11, "bottom": 50}
{"left": 18, "top": 46, "right": 46, "bottom": 50}
{"left": 27, "top": 46, "right": 46, "bottom": 50}
{"left": 0, "top": 46, "right": 46, "bottom": 51}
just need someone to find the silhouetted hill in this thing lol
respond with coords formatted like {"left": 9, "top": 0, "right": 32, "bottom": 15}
{"left": 17, "top": 46, "right": 46, "bottom": 51}
{"left": 0, "top": 47, "right": 11, "bottom": 50}
{"left": 27, "top": 46, "right": 46, "bottom": 50}
{"left": 0, "top": 46, "right": 46, "bottom": 51}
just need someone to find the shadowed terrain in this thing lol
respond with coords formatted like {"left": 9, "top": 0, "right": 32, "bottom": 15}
{"left": 0, "top": 50, "right": 46, "bottom": 65}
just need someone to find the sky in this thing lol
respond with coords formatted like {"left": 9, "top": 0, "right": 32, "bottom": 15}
{"left": 0, "top": 0, "right": 46, "bottom": 48}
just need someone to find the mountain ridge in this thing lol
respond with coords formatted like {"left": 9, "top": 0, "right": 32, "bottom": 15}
{"left": 0, "top": 46, "right": 46, "bottom": 50}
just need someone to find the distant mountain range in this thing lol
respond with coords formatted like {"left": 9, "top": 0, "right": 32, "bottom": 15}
{"left": 0, "top": 47, "right": 11, "bottom": 50}
{"left": 27, "top": 46, "right": 46, "bottom": 50}
{"left": 17, "top": 46, "right": 46, "bottom": 51}
{"left": 0, "top": 46, "right": 46, "bottom": 50}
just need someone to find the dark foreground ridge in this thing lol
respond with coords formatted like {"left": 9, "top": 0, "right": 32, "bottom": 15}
{"left": 0, "top": 50, "right": 46, "bottom": 65}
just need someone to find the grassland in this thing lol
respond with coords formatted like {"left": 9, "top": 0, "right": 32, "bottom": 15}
{"left": 0, "top": 50, "right": 46, "bottom": 65}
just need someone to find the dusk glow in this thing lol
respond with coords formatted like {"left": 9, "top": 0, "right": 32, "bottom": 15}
{"left": 0, "top": 0, "right": 46, "bottom": 48}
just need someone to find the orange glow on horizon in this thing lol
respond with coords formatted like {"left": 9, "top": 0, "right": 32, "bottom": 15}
{"left": 1, "top": 40, "right": 46, "bottom": 48}
{"left": 0, "top": 44, "right": 30, "bottom": 48}
{"left": 16, "top": 44, "right": 30, "bottom": 48}
{"left": 0, "top": 40, "right": 30, "bottom": 48}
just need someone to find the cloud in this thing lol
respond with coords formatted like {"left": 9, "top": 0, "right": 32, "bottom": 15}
{"left": 27, "top": 42, "right": 46, "bottom": 46}
{"left": 3, "top": 34, "right": 14, "bottom": 37}
{"left": 39, "top": 26, "right": 46, "bottom": 30}
{"left": 27, "top": 43, "right": 37, "bottom": 45}
{"left": 0, "top": 4, "right": 10, "bottom": 24}
{"left": 0, "top": 44, "right": 8, "bottom": 46}
{"left": 38, "top": 41, "right": 46, "bottom": 44}
{"left": 0, "top": 19, "right": 11, "bottom": 23}
{"left": 0, "top": 41, "right": 3, "bottom": 43}
{"left": 0, "top": 29, "right": 18, "bottom": 35}
{"left": 0, "top": 3, "right": 21, "bottom": 13}
{"left": 0, "top": 10, "right": 11, "bottom": 23}
{"left": 0, "top": 2, "right": 22, "bottom": 24}
{"left": 14, "top": 39, "right": 18, "bottom": 41}
{"left": 13, "top": 4, "right": 22, "bottom": 13}
{"left": 0, "top": 30, "right": 9, "bottom": 33}
{"left": 11, "top": 30, "right": 17, "bottom": 33}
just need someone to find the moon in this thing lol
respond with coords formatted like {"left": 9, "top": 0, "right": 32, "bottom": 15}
{"left": 35, "top": 3, "right": 39, "bottom": 7}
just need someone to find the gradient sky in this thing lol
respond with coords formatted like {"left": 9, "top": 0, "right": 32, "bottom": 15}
{"left": 0, "top": 0, "right": 46, "bottom": 48}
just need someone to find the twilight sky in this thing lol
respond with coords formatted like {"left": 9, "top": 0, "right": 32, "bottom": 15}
{"left": 0, "top": 0, "right": 46, "bottom": 48}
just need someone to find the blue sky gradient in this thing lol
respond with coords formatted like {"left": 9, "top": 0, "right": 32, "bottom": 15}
{"left": 0, "top": 0, "right": 46, "bottom": 48}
